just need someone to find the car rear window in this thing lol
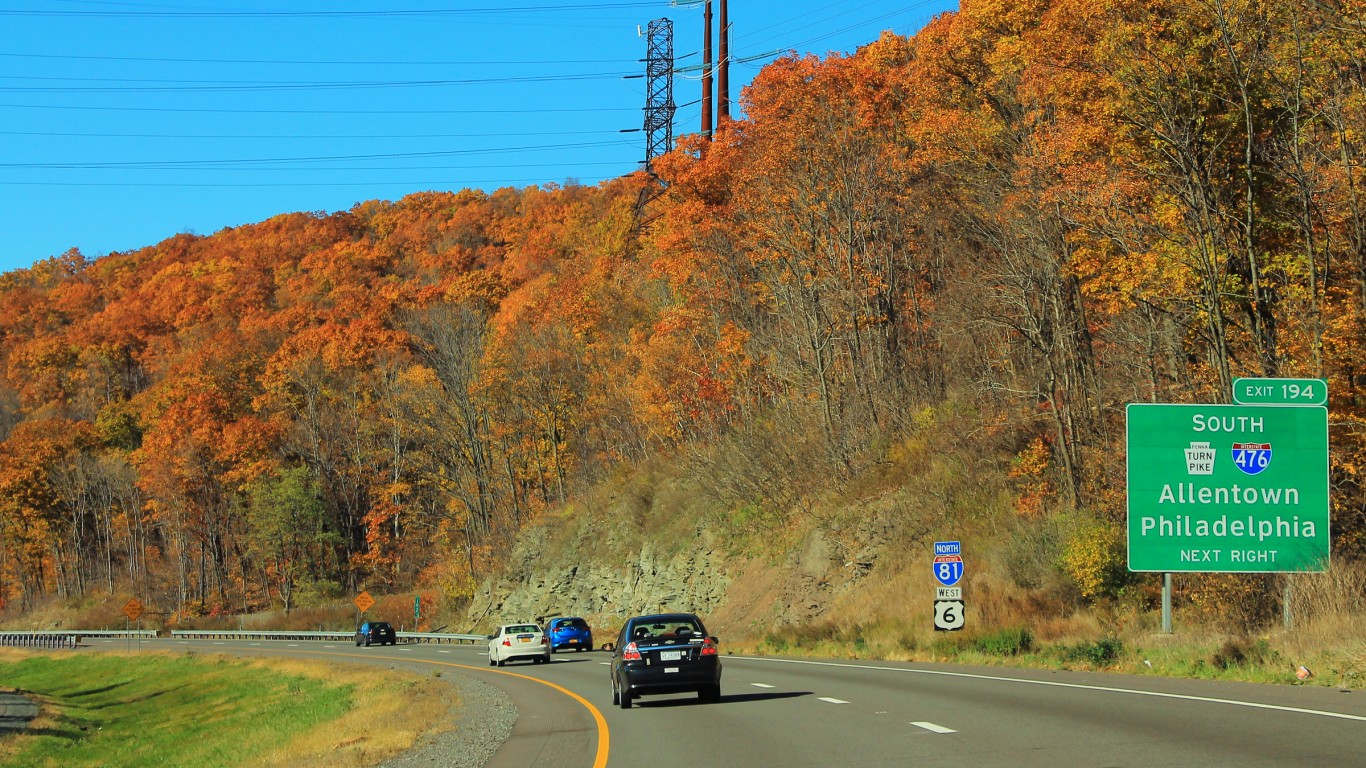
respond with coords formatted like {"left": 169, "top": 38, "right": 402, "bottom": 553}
{"left": 509, "top": 625, "right": 539, "bottom": 634}
{"left": 630, "top": 619, "right": 702, "bottom": 641}
{"left": 558, "top": 619, "right": 588, "bottom": 630}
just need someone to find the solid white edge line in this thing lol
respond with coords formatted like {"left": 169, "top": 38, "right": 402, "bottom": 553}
{"left": 911, "top": 721, "right": 957, "bottom": 734}
{"left": 729, "top": 656, "right": 1366, "bottom": 723}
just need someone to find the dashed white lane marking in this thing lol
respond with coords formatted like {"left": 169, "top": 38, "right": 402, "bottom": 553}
{"left": 599, "top": 662, "right": 611, "bottom": 666}
{"left": 911, "top": 721, "right": 956, "bottom": 734}
{"left": 734, "top": 656, "right": 1366, "bottom": 724}
{"left": 399, "top": 648, "right": 412, "bottom": 651}
{"left": 818, "top": 697, "right": 850, "bottom": 705}
{"left": 178, "top": 641, "right": 189, "bottom": 644}
{"left": 214, "top": 642, "right": 224, "bottom": 645}
{"left": 287, "top": 644, "right": 299, "bottom": 647}
{"left": 751, "top": 683, "right": 775, "bottom": 689}
{"left": 324, "top": 645, "right": 336, "bottom": 648}
{"left": 250, "top": 643, "right": 260, "bottom": 646}
{"left": 438, "top": 650, "right": 451, "bottom": 654}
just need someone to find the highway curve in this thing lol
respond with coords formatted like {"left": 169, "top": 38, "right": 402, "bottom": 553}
{"left": 99, "top": 637, "right": 1366, "bottom": 767}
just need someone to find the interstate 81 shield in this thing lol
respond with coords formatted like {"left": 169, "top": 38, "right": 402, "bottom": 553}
{"left": 933, "top": 554, "right": 964, "bottom": 587}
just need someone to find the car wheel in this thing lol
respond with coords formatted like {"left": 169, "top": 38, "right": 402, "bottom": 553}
{"left": 488, "top": 657, "right": 495, "bottom": 667}
{"left": 496, "top": 658, "right": 505, "bottom": 667}
{"left": 611, "top": 681, "right": 620, "bottom": 705}
{"left": 619, "top": 691, "right": 632, "bottom": 709}
{"left": 364, "top": 639, "right": 371, "bottom": 647}
{"left": 542, "top": 654, "right": 551, "bottom": 664}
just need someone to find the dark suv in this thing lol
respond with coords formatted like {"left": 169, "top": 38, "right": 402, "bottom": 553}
{"left": 355, "top": 621, "right": 396, "bottom": 647}
{"left": 610, "top": 613, "right": 721, "bottom": 708}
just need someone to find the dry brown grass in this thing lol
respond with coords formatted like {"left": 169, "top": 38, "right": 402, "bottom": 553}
{"left": 246, "top": 657, "right": 458, "bottom": 768}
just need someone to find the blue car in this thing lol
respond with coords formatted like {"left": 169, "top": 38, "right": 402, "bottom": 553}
{"left": 547, "top": 617, "right": 593, "bottom": 652}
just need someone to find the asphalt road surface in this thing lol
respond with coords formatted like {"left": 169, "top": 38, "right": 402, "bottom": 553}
{"left": 91, "top": 637, "right": 1366, "bottom": 767}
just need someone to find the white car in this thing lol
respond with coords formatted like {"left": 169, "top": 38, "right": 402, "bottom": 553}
{"left": 488, "top": 623, "right": 550, "bottom": 666}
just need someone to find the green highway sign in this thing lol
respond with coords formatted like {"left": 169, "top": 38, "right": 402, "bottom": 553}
{"left": 1232, "top": 377, "right": 1327, "bottom": 406}
{"left": 1126, "top": 404, "right": 1329, "bottom": 573}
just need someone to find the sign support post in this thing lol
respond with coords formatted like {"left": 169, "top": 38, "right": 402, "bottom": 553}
{"left": 1161, "top": 573, "right": 1172, "bottom": 634}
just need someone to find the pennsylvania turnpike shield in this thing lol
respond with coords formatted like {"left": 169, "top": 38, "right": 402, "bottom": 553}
{"left": 1231, "top": 442, "right": 1272, "bottom": 476}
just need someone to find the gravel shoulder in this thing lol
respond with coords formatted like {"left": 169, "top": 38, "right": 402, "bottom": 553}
{"left": 378, "top": 672, "right": 516, "bottom": 768}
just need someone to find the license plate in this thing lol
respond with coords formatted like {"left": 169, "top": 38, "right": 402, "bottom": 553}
{"left": 568, "top": 639, "right": 578, "bottom": 644}
{"left": 665, "top": 667, "right": 679, "bottom": 673}
{"left": 660, "top": 650, "right": 681, "bottom": 661}
{"left": 517, "top": 635, "right": 534, "bottom": 642}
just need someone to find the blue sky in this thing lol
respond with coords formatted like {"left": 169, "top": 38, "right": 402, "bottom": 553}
{"left": 0, "top": 1, "right": 955, "bottom": 274}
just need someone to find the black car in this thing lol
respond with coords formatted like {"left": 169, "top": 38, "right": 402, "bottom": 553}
{"left": 610, "top": 612, "right": 721, "bottom": 709}
{"left": 355, "top": 621, "right": 396, "bottom": 646}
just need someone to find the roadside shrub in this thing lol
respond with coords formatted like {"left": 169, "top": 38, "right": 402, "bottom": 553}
{"left": 1060, "top": 637, "right": 1124, "bottom": 666}
{"left": 1002, "top": 517, "right": 1066, "bottom": 591}
{"left": 1211, "top": 637, "right": 1278, "bottom": 670}
{"left": 974, "top": 626, "right": 1033, "bottom": 656}
{"left": 1058, "top": 519, "right": 1132, "bottom": 600}
{"left": 762, "top": 620, "right": 845, "bottom": 653}
{"left": 930, "top": 633, "right": 970, "bottom": 658}
{"left": 1185, "top": 574, "right": 1279, "bottom": 633}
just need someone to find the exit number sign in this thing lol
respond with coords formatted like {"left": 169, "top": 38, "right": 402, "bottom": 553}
{"left": 1233, "top": 378, "right": 1327, "bottom": 406}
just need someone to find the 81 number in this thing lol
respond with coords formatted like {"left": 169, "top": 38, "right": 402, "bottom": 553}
{"left": 936, "top": 561, "right": 963, "bottom": 584}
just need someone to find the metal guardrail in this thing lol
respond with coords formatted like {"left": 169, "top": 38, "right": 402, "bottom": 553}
{"left": 169, "top": 629, "right": 486, "bottom": 644}
{"left": 0, "top": 630, "right": 158, "bottom": 649}
{"left": 0, "top": 628, "right": 485, "bottom": 646}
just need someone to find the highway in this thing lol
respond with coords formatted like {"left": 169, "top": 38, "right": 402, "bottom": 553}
{"left": 92, "top": 637, "right": 1366, "bottom": 767}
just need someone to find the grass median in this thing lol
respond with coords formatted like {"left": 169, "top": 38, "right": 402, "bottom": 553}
{"left": 0, "top": 649, "right": 457, "bottom": 768}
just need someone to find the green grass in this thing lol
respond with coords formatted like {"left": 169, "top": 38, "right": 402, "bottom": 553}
{"left": 0, "top": 653, "right": 352, "bottom": 768}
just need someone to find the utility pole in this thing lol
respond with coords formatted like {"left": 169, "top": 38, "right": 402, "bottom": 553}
{"left": 701, "top": 0, "right": 713, "bottom": 139}
{"left": 642, "top": 19, "right": 676, "bottom": 173}
{"left": 717, "top": 0, "right": 730, "bottom": 124}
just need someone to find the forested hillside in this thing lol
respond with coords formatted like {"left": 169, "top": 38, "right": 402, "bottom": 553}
{"left": 3, "top": 0, "right": 1366, "bottom": 629}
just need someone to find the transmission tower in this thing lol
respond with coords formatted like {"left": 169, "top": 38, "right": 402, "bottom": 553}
{"left": 643, "top": 18, "right": 676, "bottom": 173}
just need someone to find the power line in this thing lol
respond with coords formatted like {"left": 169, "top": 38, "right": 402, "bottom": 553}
{"left": 0, "top": 51, "right": 635, "bottom": 67}
{"left": 0, "top": 128, "right": 623, "bottom": 140}
{"left": 0, "top": 141, "right": 630, "bottom": 170}
{"left": 0, "top": 3, "right": 662, "bottom": 18}
{"left": 0, "top": 70, "right": 636, "bottom": 94}
{"left": 0, "top": 102, "right": 636, "bottom": 115}
{"left": 0, "top": 177, "right": 627, "bottom": 189}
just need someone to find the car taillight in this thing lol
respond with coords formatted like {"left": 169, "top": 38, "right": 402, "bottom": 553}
{"left": 540, "top": 635, "right": 548, "bottom": 645}
{"left": 700, "top": 639, "right": 718, "bottom": 656}
{"left": 502, "top": 639, "right": 511, "bottom": 647}
{"left": 622, "top": 642, "right": 642, "bottom": 661}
